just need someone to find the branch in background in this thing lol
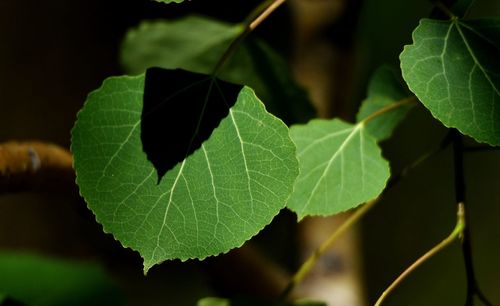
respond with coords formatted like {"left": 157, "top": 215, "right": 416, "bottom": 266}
{"left": 451, "top": 130, "right": 493, "bottom": 306}
{"left": 0, "top": 141, "right": 292, "bottom": 299}
{"left": 374, "top": 203, "right": 465, "bottom": 306}
{"left": 0, "top": 141, "right": 74, "bottom": 193}
{"left": 280, "top": 198, "right": 378, "bottom": 302}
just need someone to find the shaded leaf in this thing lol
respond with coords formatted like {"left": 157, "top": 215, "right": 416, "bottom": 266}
{"left": 288, "top": 119, "right": 390, "bottom": 219}
{"left": 120, "top": 16, "right": 314, "bottom": 124}
{"left": 400, "top": 18, "right": 500, "bottom": 146}
{"left": 142, "top": 68, "right": 242, "bottom": 182}
{"left": 356, "top": 66, "right": 414, "bottom": 141}
{"left": 0, "top": 252, "right": 122, "bottom": 306}
{"left": 71, "top": 75, "right": 299, "bottom": 272}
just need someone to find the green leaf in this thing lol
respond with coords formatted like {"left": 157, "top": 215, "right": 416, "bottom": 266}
{"left": 120, "top": 16, "right": 314, "bottom": 124}
{"left": 356, "top": 66, "right": 414, "bottom": 141}
{"left": 400, "top": 18, "right": 500, "bottom": 146}
{"left": 198, "top": 297, "right": 231, "bottom": 306}
{"left": 71, "top": 75, "right": 299, "bottom": 273}
{"left": 287, "top": 119, "right": 390, "bottom": 219}
{"left": 0, "top": 252, "right": 122, "bottom": 306}
{"left": 121, "top": 16, "right": 241, "bottom": 73}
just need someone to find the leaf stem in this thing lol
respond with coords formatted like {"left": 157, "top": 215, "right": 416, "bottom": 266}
{"left": 279, "top": 197, "right": 379, "bottom": 300}
{"left": 374, "top": 203, "right": 465, "bottom": 306}
{"left": 360, "top": 96, "right": 417, "bottom": 125}
{"left": 435, "top": 2, "right": 457, "bottom": 19}
{"left": 279, "top": 133, "right": 450, "bottom": 301}
{"left": 212, "top": 0, "right": 286, "bottom": 76}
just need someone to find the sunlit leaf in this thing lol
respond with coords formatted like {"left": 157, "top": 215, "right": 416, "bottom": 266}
{"left": 287, "top": 119, "right": 390, "bottom": 219}
{"left": 400, "top": 18, "right": 500, "bottom": 145}
{"left": 71, "top": 74, "right": 298, "bottom": 272}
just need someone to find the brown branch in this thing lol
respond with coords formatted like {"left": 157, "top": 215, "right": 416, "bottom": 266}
{"left": 0, "top": 141, "right": 74, "bottom": 193}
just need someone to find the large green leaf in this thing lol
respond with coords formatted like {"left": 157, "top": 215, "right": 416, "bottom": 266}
{"left": 287, "top": 119, "right": 390, "bottom": 219}
{"left": 400, "top": 18, "right": 500, "bottom": 146}
{"left": 356, "top": 66, "right": 414, "bottom": 141}
{"left": 120, "top": 16, "right": 314, "bottom": 124}
{"left": 0, "top": 252, "right": 122, "bottom": 306}
{"left": 71, "top": 75, "right": 298, "bottom": 273}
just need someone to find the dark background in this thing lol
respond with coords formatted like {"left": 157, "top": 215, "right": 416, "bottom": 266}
{"left": 1, "top": 0, "right": 499, "bottom": 305}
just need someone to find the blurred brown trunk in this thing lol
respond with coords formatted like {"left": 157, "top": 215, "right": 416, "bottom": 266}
{"left": 289, "top": 0, "right": 365, "bottom": 305}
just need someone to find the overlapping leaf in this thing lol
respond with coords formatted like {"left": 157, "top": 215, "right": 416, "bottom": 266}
{"left": 120, "top": 16, "right": 314, "bottom": 124}
{"left": 71, "top": 75, "right": 298, "bottom": 272}
{"left": 287, "top": 119, "right": 390, "bottom": 219}
{"left": 357, "top": 66, "right": 414, "bottom": 141}
{"left": 400, "top": 18, "right": 500, "bottom": 146}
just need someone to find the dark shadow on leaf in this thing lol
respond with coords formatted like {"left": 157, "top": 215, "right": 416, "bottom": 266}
{"left": 142, "top": 68, "right": 243, "bottom": 183}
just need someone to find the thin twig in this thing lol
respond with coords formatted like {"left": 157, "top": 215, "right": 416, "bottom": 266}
{"left": 279, "top": 132, "right": 452, "bottom": 300}
{"left": 361, "top": 96, "right": 417, "bottom": 125}
{"left": 374, "top": 203, "right": 465, "bottom": 306}
{"left": 279, "top": 198, "right": 379, "bottom": 300}
{"left": 212, "top": 0, "right": 286, "bottom": 76}
{"left": 435, "top": 1, "right": 457, "bottom": 19}
{"left": 451, "top": 130, "right": 493, "bottom": 306}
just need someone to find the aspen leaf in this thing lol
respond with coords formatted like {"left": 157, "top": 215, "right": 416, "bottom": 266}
{"left": 288, "top": 119, "right": 390, "bottom": 219}
{"left": 71, "top": 72, "right": 298, "bottom": 272}
{"left": 400, "top": 18, "right": 500, "bottom": 145}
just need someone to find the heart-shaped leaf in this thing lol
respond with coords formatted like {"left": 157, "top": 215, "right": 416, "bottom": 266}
{"left": 287, "top": 119, "right": 390, "bottom": 219}
{"left": 71, "top": 74, "right": 299, "bottom": 272}
{"left": 400, "top": 18, "right": 500, "bottom": 146}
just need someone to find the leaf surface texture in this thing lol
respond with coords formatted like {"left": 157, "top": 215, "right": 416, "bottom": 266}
{"left": 71, "top": 75, "right": 298, "bottom": 272}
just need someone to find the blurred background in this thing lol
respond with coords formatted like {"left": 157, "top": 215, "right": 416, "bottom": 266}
{"left": 1, "top": 0, "right": 499, "bottom": 305}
